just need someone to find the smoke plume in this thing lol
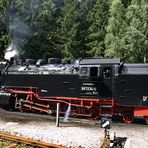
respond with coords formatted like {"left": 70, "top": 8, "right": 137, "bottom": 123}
{"left": 4, "top": 0, "right": 41, "bottom": 61}
{"left": 5, "top": 41, "right": 19, "bottom": 60}
{"left": 5, "top": 14, "right": 32, "bottom": 60}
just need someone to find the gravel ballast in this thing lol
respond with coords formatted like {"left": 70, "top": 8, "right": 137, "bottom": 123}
{"left": 0, "top": 112, "right": 147, "bottom": 148}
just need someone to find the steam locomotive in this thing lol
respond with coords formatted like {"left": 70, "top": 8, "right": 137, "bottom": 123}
{"left": 0, "top": 57, "right": 148, "bottom": 123}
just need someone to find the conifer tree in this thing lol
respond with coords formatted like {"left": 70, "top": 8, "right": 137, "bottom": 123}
{"left": 142, "top": 0, "right": 148, "bottom": 62}
{"left": 86, "top": 0, "right": 109, "bottom": 57}
{"left": 105, "top": 0, "right": 127, "bottom": 60}
{"left": 125, "top": 0, "right": 148, "bottom": 62}
{"left": 23, "top": 0, "right": 63, "bottom": 59}
{"left": 0, "top": 0, "right": 11, "bottom": 60}
{"left": 58, "top": 0, "right": 87, "bottom": 58}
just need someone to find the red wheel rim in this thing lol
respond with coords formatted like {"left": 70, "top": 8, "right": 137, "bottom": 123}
{"left": 123, "top": 113, "right": 134, "bottom": 123}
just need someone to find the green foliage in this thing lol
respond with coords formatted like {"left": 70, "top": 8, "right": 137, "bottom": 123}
{"left": 23, "top": 0, "right": 63, "bottom": 59}
{"left": 0, "top": 0, "right": 11, "bottom": 60}
{"left": 86, "top": 0, "right": 110, "bottom": 57}
{"left": 0, "top": 0, "right": 146, "bottom": 63}
{"left": 125, "top": 0, "right": 148, "bottom": 62}
{"left": 58, "top": 0, "right": 88, "bottom": 58}
{"left": 105, "top": 0, "right": 127, "bottom": 61}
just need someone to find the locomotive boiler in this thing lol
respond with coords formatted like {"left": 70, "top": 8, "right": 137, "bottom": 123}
{"left": 0, "top": 58, "right": 148, "bottom": 123}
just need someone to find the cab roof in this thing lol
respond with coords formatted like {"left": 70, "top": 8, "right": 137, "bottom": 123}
{"left": 80, "top": 58, "right": 120, "bottom": 65}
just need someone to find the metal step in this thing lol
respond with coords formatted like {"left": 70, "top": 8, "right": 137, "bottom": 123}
{"left": 100, "top": 114, "right": 112, "bottom": 117}
{"left": 100, "top": 105, "right": 113, "bottom": 108}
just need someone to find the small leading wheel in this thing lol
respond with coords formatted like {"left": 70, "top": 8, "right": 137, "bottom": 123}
{"left": 123, "top": 112, "right": 134, "bottom": 123}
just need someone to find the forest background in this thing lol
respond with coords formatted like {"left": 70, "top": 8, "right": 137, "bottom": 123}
{"left": 0, "top": 0, "right": 147, "bottom": 63}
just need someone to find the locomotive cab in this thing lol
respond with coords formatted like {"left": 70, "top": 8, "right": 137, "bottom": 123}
{"left": 79, "top": 65, "right": 113, "bottom": 98}
{"left": 79, "top": 58, "right": 120, "bottom": 99}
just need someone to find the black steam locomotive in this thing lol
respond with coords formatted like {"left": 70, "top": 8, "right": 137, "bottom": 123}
{"left": 0, "top": 58, "right": 148, "bottom": 123}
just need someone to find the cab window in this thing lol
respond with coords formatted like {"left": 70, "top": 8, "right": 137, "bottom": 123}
{"left": 80, "top": 67, "right": 89, "bottom": 77}
{"left": 103, "top": 67, "right": 111, "bottom": 78}
{"left": 90, "top": 67, "right": 98, "bottom": 77}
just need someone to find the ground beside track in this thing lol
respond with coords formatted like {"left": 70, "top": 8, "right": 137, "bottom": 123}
{"left": 0, "top": 110, "right": 147, "bottom": 148}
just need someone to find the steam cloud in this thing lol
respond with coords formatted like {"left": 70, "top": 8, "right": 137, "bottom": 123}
{"left": 5, "top": 0, "right": 41, "bottom": 61}
{"left": 63, "top": 103, "right": 71, "bottom": 122}
{"left": 5, "top": 14, "right": 32, "bottom": 60}
{"left": 5, "top": 41, "right": 19, "bottom": 60}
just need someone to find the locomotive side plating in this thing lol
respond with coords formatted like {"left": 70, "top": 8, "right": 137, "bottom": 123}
{"left": 0, "top": 58, "right": 148, "bottom": 123}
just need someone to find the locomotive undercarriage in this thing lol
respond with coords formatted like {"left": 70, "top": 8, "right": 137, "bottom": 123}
{"left": 0, "top": 86, "right": 140, "bottom": 123}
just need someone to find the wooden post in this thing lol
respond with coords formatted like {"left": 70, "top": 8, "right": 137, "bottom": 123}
{"left": 56, "top": 103, "right": 60, "bottom": 127}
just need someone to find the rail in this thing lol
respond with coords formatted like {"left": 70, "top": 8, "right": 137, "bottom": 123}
{"left": 0, "top": 132, "right": 66, "bottom": 148}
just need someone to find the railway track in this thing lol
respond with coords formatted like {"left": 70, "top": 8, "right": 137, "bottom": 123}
{"left": 0, "top": 109, "right": 101, "bottom": 126}
{"left": 0, "top": 109, "right": 147, "bottom": 148}
{"left": 0, "top": 132, "right": 66, "bottom": 148}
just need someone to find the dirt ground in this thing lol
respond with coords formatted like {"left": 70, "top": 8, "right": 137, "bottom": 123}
{"left": 0, "top": 110, "right": 147, "bottom": 148}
